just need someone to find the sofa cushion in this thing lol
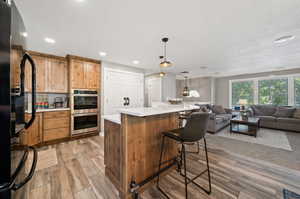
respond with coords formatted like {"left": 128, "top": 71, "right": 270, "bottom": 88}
{"left": 250, "top": 105, "right": 277, "bottom": 116}
{"left": 258, "top": 116, "right": 277, "bottom": 122}
{"left": 293, "top": 109, "right": 300, "bottom": 119}
{"left": 216, "top": 114, "right": 232, "bottom": 121}
{"left": 273, "top": 107, "right": 295, "bottom": 118}
{"left": 277, "top": 117, "right": 300, "bottom": 124}
{"left": 215, "top": 117, "right": 224, "bottom": 124}
{"left": 212, "top": 105, "right": 226, "bottom": 114}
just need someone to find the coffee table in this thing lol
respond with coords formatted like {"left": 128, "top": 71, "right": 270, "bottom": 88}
{"left": 230, "top": 117, "right": 260, "bottom": 137}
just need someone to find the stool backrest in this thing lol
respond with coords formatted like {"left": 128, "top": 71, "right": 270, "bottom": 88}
{"left": 182, "top": 112, "right": 209, "bottom": 142}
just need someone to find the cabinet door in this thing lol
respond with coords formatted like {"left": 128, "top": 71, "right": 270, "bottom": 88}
{"left": 71, "top": 60, "right": 85, "bottom": 89}
{"left": 25, "top": 55, "right": 47, "bottom": 92}
{"left": 22, "top": 113, "right": 43, "bottom": 146}
{"left": 85, "top": 62, "right": 100, "bottom": 89}
{"left": 47, "top": 59, "right": 68, "bottom": 93}
{"left": 11, "top": 49, "right": 22, "bottom": 89}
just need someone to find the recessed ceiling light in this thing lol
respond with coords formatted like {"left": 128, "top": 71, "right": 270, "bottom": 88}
{"left": 75, "top": 0, "right": 85, "bottom": 2}
{"left": 44, "top": 37, "right": 55, "bottom": 44}
{"left": 21, "top": 32, "right": 28, "bottom": 37}
{"left": 133, "top": 60, "right": 140, "bottom": 65}
{"left": 274, "top": 35, "right": 295, "bottom": 44}
{"left": 99, "top": 52, "right": 107, "bottom": 57}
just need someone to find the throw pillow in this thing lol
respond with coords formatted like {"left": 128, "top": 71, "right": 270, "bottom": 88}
{"left": 201, "top": 106, "right": 208, "bottom": 112}
{"left": 273, "top": 107, "right": 296, "bottom": 118}
{"left": 293, "top": 109, "right": 300, "bottom": 119}
{"left": 250, "top": 106, "right": 264, "bottom": 116}
{"left": 212, "top": 105, "right": 226, "bottom": 114}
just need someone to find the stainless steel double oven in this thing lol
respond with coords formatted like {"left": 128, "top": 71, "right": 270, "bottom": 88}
{"left": 71, "top": 89, "right": 99, "bottom": 135}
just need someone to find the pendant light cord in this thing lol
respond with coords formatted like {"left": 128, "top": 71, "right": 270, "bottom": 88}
{"left": 164, "top": 42, "right": 167, "bottom": 62}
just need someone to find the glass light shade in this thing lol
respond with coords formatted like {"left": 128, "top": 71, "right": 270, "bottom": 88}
{"left": 182, "top": 86, "right": 189, "bottom": 96}
{"left": 239, "top": 99, "right": 248, "bottom": 105}
{"left": 160, "top": 61, "right": 172, "bottom": 68}
{"left": 159, "top": 72, "right": 166, "bottom": 77}
{"left": 187, "top": 90, "right": 200, "bottom": 98}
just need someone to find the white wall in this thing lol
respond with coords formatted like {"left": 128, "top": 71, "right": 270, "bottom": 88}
{"left": 145, "top": 73, "right": 177, "bottom": 107}
{"left": 162, "top": 74, "right": 177, "bottom": 101}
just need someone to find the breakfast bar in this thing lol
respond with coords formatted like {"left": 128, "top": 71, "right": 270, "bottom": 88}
{"left": 103, "top": 106, "right": 198, "bottom": 199}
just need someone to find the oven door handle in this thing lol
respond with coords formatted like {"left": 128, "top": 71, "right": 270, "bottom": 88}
{"left": 0, "top": 146, "right": 29, "bottom": 192}
{"left": 12, "top": 146, "right": 38, "bottom": 191}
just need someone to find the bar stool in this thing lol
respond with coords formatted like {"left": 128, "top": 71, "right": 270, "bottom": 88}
{"left": 157, "top": 112, "right": 211, "bottom": 199}
{"left": 178, "top": 111, "right": 200, "bottom": 154}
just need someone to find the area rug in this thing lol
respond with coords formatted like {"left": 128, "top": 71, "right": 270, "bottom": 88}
{"left": 215, "top": 127, "right": 292, "bottom": 151}
{"left": 26, "top": 148, "right": 58, "bottom": 172}
{"left": 283, "top": 189, "right": 300, "bottom": 199}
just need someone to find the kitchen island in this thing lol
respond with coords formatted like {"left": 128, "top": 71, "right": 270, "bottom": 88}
{"left": 103, "top": 105, "right": 198, "bottom": 199}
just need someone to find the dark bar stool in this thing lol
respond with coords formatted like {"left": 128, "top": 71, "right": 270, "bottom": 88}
{"left": 157, "top": 112, "right": 211, "bottom": 199}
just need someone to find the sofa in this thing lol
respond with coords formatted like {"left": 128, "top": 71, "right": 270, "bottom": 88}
{"left": 196, "top": 104, "right": 232, "bottom": 133}
{"left": 247, "top": 105, "right": 300, "bottom": 132}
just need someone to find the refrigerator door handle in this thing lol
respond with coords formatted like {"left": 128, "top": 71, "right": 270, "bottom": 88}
{"left": 12, "top": 146, "right": 38, "bottom": 191}
{"left": 0, "top": 146, "right": 29, "bottom": 192}
{"left": 20, "top": 53, "right": 36, "bottom": 129}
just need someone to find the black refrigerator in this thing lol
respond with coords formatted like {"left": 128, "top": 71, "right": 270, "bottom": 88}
{"left": 0, "top": 0, "right": 38, "bottom": 198}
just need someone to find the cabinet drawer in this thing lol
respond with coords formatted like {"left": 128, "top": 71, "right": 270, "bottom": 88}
{"left": 44, "top": 111, "right": 69, "bottom": 119}
{"left": 44, "top": 128, "right": 69, "bottom": 142}
{"left": 44, "top": 118, "right": 69, "bottom": 130}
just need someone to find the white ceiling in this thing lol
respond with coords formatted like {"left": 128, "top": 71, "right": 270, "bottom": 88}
{"left": 15, "top": 0, "right": 300, "bottom": 77}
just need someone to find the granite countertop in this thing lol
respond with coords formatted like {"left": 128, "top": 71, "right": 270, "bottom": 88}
{"left": 25, "top": 108, "right": 70, "bottom": 113}
{"left": 103, "top": 114, "right": 121, "bottom": 124}
{"left": 118, "top": 105, "right": 199, "bottom": 117}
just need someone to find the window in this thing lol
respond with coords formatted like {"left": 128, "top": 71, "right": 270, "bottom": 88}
{"left": 258, "top": 78, "right": 288, "bottom": 106}
{"left": 231, "top": 81, "right": 254, "bottom": 106}
{"left": 230, "top": 74, "right": 300, "bottom": 107}
{"left": 295, "top": 77, "right": 300, "bottom": 106}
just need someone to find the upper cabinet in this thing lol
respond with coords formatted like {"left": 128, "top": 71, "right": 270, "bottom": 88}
{"left": 70, "top": 60, "right": 85, "bottom": 89}
{"left": 68, "top": 55, "right": 101, "bottom": 89}
{"left": 47, "top": 58, "right": 68, "bottom": 93}
{"left": 85, "top": 62, "right": 100, "bottom": 89}
{"left": 23, "top": 52, "right": 68, "bottom": 93}
{"left": 11, "top": 47, "right": 23, "bottom": 89}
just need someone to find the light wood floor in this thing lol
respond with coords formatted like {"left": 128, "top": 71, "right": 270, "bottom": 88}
{"left": 25, "top": 135, "right": 300, "bottom": 199}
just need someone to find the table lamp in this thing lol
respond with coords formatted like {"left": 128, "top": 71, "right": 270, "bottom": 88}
{"left": 239, "top": 99, "right": 248, "bottom": 110}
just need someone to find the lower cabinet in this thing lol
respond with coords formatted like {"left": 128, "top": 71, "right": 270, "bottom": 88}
{"left": 22, "top": 113, "right": 43, "bottom": 146}
{"left": 104, "top": 120, "right": 121, "bottom": 189}
{"left": 43, "top": 111, "right": 70, "bottom": 142}
{"left": 22, "top": 111, "right": 70, "bottom": 146}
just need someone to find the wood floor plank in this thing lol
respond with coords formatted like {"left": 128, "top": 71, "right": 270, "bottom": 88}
{"left": 64, "top": 158, "right": 90, "bottom": 193}
{"left": 25, "top": 136, "right": 300, "bottom": 199}
{"left": 74, "top": 188, "right": 98, "bottom": 199}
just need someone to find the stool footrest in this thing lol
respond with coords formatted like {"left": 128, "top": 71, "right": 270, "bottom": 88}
{"left": 179, "top": 169, "right": 211, "bottom": 194}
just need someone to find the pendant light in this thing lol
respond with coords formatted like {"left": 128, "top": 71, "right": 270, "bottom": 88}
{"left": 158, "top": 56, "right": 166, "bottom": 77}
{"left": 181, "top": 71, "right": 190, "bottom": 97}
{"left": 160, "top": 37, "right": 172, "bottom": 68}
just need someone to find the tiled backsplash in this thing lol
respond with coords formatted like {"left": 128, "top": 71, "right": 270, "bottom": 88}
{"left": 26, "top": 93, "right": 69, "bottom": 111}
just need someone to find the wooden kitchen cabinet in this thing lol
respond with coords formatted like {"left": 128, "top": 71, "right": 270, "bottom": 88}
{"left": 11, "top": 47, "right": 23, "bottom": 89}
{"left": 68, "top": 55, "right": 101, "bottom": 89}
{"left": 21, "top": 111, "right": 70, "bottom": 145}
{"left": 43, "top": 111, "right": 70, "bottom": 142}
{"left": 85, "top": 62, "right": 100, "bottom": 89}
{"left": 21, "top": 113, "right": 43, "bottom": 146}
{"left": 70, "top": 60, "right": 85, "bottom": 89}
{"left": 24, "top": 52, "right": 68, "bottom": 93}
{"left": 104, "top": 120, "right": 121, "bottom": 188}
{"left": 25, "top": 55, "right": 47, "bottom": 92}
{"left": 46, "top": 58, "right": 68, "bottom": 93}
